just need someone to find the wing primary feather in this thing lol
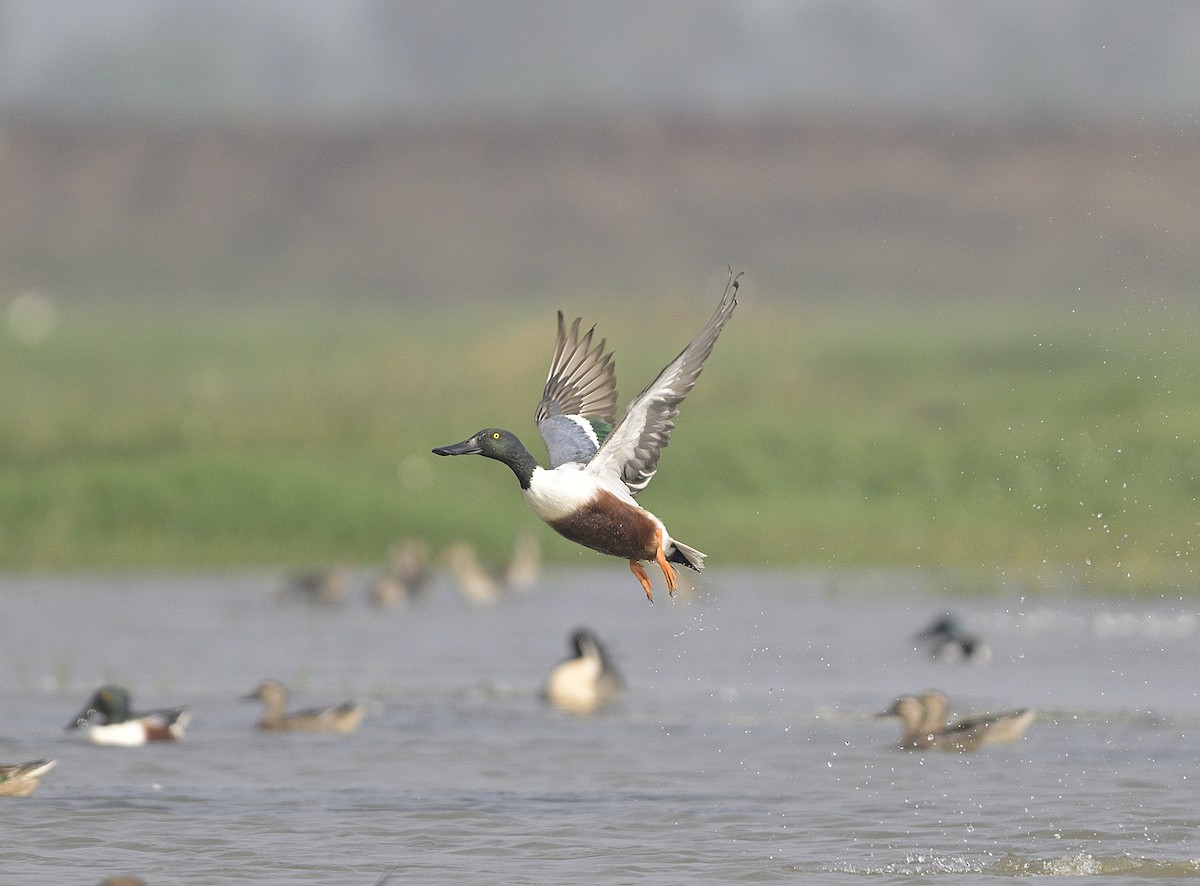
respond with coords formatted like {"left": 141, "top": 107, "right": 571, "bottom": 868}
{"left": 535, "top": 308, "right": 619, "bottom": 467}
{"left": 588, "top": 269, "right": 740, "bottom": 495}
{"left": 536, "top": 310, "right": 618, "bottom": 425}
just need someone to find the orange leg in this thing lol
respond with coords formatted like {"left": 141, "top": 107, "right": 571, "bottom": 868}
{"left": 629, "top": 560, "right": 654, "bottom": 603}
{"left": 653, "top": 529, "right": 678, "bottom": 597}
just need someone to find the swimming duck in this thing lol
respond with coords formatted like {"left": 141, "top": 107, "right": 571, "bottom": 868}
{"left": 0, "top": 759, "right": 56, "bottom": 797}
{"left": 879, "top": 690, "right": 1034, "bottom": 752}
{"left": 543, "top": 628, "right": 624, "bottom": 715}
{"left": 433, "top": 270, "right": 740, "bottom": 602}
{"left": 442, "top": 532, "right": 542, "bottom": 604}
{"left": 878, "top": 693, "right": 988, "bottom": 751}
{"left": 67, "top": 686, "right": 190, "bottom": 746}
{"left": 276, "top": 565, "right": 349, "bottom": 606}
{"left": 915, "top": 613, "right": 992, "bottom": 664}
{"left": 369, "top": 538, "right": 434, "bottom": 607}
{"left": 877, "top": 695, "right": 931, "bottom": 749}
{"left": 918, "top": 689, "right": 1035, "bottom": 746}
{"left": 504, "top": 530, "right": 542, "bottom": 591}
{"left": 242, "top": 679, "right": 364, "bottom": 734}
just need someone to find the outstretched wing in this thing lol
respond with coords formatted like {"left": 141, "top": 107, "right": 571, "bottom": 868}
{"left": 586, "top": 270, "right": 740, "bottom": 495}
{"left": 534, "top": 312, "right": 618, "bottom": 468}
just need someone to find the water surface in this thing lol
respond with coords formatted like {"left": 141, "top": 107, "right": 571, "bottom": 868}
{"left": 1, "top": 569, "right": 1197, "bottom": 882}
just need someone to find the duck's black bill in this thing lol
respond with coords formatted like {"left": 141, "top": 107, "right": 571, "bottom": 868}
{"left": 432, "top": 436, "right": 482, "bottom": 456}
{"left": 65, "top": 710, "right": 90, "bottom": 730}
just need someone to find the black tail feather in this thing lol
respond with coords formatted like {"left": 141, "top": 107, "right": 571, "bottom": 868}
{"left": 668, "top": 547, "right": 702, "bottom": 572}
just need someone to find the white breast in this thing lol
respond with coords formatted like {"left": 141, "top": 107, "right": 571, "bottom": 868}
{"left": 544, "top": 656, "right": 603, "bottom": 715}
{"left": 523, "top": 464, "right": 626, "bottom": 522}
{"left": 87, "top": 721, "right": 148, "bottom": 746}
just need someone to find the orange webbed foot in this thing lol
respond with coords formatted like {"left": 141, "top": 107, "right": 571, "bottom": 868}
{"left": 629, "top": 560, "right": 654, "bottom": 603}
{"left": 653, "top": 530, "right": 678, "bottom": 597}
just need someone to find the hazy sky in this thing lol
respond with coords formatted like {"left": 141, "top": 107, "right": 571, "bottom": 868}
{"left": 2, "top": 1, "right": 1198, "bottom": 119}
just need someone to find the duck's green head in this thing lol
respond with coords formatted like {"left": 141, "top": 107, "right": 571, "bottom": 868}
{"left": 433, "top": 428, "right": 538, "bottom": 488}
{"left": 68, "top": 684, "right": 132, "bottom": 728}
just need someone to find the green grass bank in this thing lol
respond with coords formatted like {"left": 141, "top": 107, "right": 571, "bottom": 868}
{"left": 2, "top": 291, "right": 1197, "bottom": 595}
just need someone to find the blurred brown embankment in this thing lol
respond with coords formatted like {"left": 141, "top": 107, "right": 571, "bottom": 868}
{"left": 1, "top": 113, "right": 1195, "bottom": 301}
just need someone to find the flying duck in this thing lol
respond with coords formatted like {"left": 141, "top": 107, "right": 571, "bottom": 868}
{"left": 433, "top": 270, "right": 740, "bottom": 601}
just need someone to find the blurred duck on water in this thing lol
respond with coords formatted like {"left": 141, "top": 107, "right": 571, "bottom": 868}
{"left": 879, "top": 689, "right": 1034, "bottom": 752}
{"left": 368, "top": 537, "right": 433, "bottom": 607}
{"left": 242, "top": 679, "right": 364, "bottom": 734}
{"left": 918, "top": 689, "right": 1035, "bottom": 745}
{"left": 915, "top": 613, "right": 992, "bottom": 664}
{"left": 67, "top": 686, "right": 190, "bottom": 746}
{"left": 276, "top": 566, "right": 349, "bottom": 606}
{"left": 543, "top": 628, "right": 624, "bottom": 715}
{"left": 0, "top": 759, "right": 56, "bottom": 797}
{"left": 433, "top": 271, "right": 739, "bottom": 602}
{"left": 442, "top": 532, "right": 541, "bottom": 605}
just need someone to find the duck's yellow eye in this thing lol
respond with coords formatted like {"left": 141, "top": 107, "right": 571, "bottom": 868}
{"left": 493, "top": 432, "right": 501, "bottom": 440}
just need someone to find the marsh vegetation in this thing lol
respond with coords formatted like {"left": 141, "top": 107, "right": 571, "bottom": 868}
{"left": 3, "top": 292, "right": 1195, "bottom": 595}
